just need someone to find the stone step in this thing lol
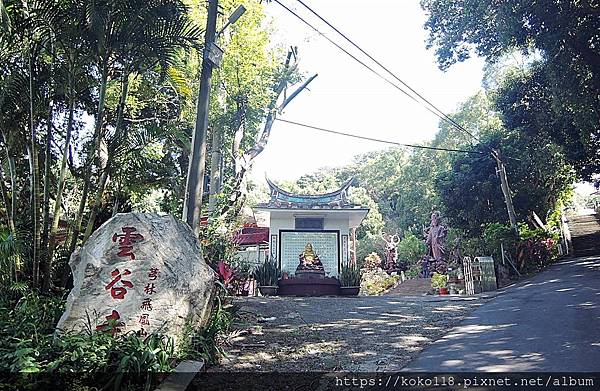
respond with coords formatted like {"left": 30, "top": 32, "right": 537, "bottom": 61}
{"left": 385, "top": 277, "right": 432, "bottom": 296}
{"left": 569, "top": 213, "right": 600, "bottom": 256}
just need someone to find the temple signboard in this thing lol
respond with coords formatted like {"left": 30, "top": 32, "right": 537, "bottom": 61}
{"left": 57, "top": 213, "right": 216, "bottom": 342}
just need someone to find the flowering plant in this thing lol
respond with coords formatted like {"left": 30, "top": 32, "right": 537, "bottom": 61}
{"left": 431, "top": 272, "right": 448, "bottom": 290}
{"left": 360, "top": 268, "right": 400, "bottom": 295}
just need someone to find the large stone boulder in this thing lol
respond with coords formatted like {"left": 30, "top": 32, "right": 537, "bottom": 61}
{"left": 57, "top": 213, "right": 216, "bottom": 342}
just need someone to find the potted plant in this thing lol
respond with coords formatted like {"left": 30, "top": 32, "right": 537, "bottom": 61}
{"left": 253, "top": 258, "right": 281, "bottom": 296}
{"left": 431, "top": 272, "right": 449, "bottom": 295}
{"left": 339, "top": 264, "right": 361, "bottom": 296}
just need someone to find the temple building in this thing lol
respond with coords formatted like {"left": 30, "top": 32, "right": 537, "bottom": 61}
{"left": 255, "top": 177, "right": 369, "bottom": 277}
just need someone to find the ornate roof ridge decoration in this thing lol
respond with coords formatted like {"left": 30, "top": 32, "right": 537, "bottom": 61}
{"left": 262, "top": 176, "right": 357, "bottom": 209}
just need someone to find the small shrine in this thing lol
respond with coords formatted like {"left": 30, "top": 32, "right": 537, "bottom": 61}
{"left": 255, "top": 177, "right": 369, "bottom": 279}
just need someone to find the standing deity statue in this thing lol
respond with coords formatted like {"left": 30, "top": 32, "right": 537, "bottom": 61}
{"left": 425, "top": 212, "right": 448, "bottom": 261}
{"left": 381, "top": 231, "right": 400, "bottom": 271}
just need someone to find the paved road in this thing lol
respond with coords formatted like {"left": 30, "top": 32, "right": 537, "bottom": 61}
{"left": 404, "top": 256, "right": 600, "bottom": 371}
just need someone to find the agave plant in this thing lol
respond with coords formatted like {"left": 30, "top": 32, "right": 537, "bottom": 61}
{"left": 253, "top": 258, "right": 280, "bottom": 287}
{"left": 339, "top": 264, "right": 361, "bottom": 287}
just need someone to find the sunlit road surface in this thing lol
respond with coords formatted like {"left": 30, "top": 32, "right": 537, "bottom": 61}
{"left": 403, "top": 256, "right": 600, "bottom": 371}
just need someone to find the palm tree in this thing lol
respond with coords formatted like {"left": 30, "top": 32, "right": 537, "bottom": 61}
{"left": 79, "top": 0, "right": 201, "bottom": 241}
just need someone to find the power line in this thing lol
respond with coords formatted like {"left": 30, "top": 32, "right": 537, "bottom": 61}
{"left": 271, "top": 1, "right": 519, "bottom": 232}
{"left": 272, "top": 2, "right": 519, "bottom": 161}
{"left": 293, "top": 0, "right": 480, "bottom": 144}
{"left": 271, "top": 0, "right": 472, "bottom": 140}
{"left": 275, "top": 118, "right": 485, "bottom": 155}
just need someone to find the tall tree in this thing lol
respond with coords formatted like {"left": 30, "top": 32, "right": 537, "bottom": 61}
{"left": 420, "top": 0, "right": 600, "bottom": 179}
{"left": 436, "top": 130, "right": 574, "bottom": 234}
{"left": 78, "top": 0, "right": 200, "bottom": 241}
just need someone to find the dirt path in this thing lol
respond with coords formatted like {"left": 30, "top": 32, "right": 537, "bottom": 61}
{"left": 210, "top": 295, "right": 486, "bottom": 372}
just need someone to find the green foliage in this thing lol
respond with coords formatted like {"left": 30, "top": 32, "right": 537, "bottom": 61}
{"left": 0, "top": 291, "right": 66, "bottom": 346}
{"left": 421, "top": 0, "right": 599, "bottom": 179}
{"left": 1, "top": 332, "right": 176, "bottom": 390}
{"left": 0, "top": 285, "right": 237, "bottom": 389}
{"left": 230, "top": 257, "right": 253, "bottom": 280}
{"left": 481, "top": 223, "right": 519, "bottom": 262}
{"left": 493, "top": 64, "right": 598, "bottom": 180}
{"left": 430, "top": 272, "right": 448, "bottom": 290}
{"left": 405, "top": 263, "right": 421, "bottom": 279}
{"left": 0, "top": 228, "right": 25, "bottom": 286}
{"left": 253, "top": 258, "right": 280, "bottom": 286}
{"left": 396, "top": 232, "right": 427, "bottom": 266}
{"left": 436, "top": 129, "right": 574, "bottom": 234}
{"left": 0, "top": 0, "right": 289, "bottom": 292}
{"left": 515, "top": 224, "right": 559, "bottom": 272}
{"left": 356, "top": 233, "right": 383, "bottom": 268}
{"left": 178, "top": 287, "right": 236, "bottom": 365}
{"left": 225, "top": 258, "right": 253, "bottom": 295}
{"left": 348, "top": 186, "right": 384, "bottom": 240}
{"left": 0, "top": 292, "right": 175, "bottom": 389}
{"left": 201, "top": 216, "right": 240, "bottom": 268}
{"left": 352, "top": 148, "right": 434, "bottom": 232}
{"left": 339, "top": 264, "right": 361, "bottom": 287}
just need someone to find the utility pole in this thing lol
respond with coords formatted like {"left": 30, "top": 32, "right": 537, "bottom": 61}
{"left": 208, "top": 127, "right": 223, "bottom": 213}
{"left": 183, "top": 0, "right": 219, "bottom": 234}
{"left": 493, "top": 150, "right": 519, "bottom": 235}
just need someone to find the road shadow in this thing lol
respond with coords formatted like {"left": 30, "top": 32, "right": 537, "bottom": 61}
{"left": 403, "top": 256, "right": 600, "bottom": 371}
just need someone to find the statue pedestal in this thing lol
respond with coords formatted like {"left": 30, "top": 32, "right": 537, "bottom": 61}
{"left": 279, "top": 268, "right": 338, "bottom": 296}
{"left": 278, "top": 276, "right": 340, "bottom": 296}
{"left": 295, "top": 269, "right": 326, "bottom": 279}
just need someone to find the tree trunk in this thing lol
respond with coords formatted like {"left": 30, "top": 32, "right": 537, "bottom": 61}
{"left": 83, "top": 70, "right": 130, "bottom": 241}
{"left": 41, "top": 42, "right": 55, "bottom": 271}
{"left": 0, "top": 164, "right": 14, "bottom": 232}
{"left": 0, "top": 131, "right": 15, "bottom": 235}
{"left": 225, "top": 72, "right": 318, "bottom": 214}
{"left": 208, "top": 126, "right": 223, "bottom": 213}
{"left": 0, "top": 130, "right": 20, "bottom": 277}
{"left": 46, "top": 72, "right": 75, "bottom": 288}
{"left": 83, "top": 168, "right": 109, "bottom": 240}
{"left": 29, "top": 52, "right": 42, "bottom": 288}
{"left": 67, "top": 65, "right": 109, "bottom": 254}
{"left": 7, "top": 153, "right": 16, "bottom": 231}
{"left": 40, "top": 90, "right": 54, "bottom": 290}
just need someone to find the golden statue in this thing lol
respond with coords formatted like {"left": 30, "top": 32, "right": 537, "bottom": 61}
{"left": 297, "top": 243, "right": 324, "bottom": 272}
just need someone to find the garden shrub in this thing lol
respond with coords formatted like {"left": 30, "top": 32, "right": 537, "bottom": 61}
{"left": 405, "top": 263, "right": 421, "bottom": 279}
{"left": 516, "top": 225, "right": 559, "bottom": 272}
{"left": 482, "top": 223, "right": 519, "bottom": 261}
{"left": 396, "top": 232, "right": 426, "bottom": 267}
{"left": 0, "top": 285, "right": 236, "bottom": 390}
{"left": 356, "top": 234, "right": 383, "bottom": 268}
{"left": 360, "top": 268, "right": 400, "bottom": 295}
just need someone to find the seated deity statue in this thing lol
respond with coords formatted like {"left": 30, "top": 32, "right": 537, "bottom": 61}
{"left": 297, "top": 243, "right": 325, "bottom": 272}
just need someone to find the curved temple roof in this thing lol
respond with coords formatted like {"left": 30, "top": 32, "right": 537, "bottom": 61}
{"left": 261, "top": 176, "right": 357, "bottom": 209}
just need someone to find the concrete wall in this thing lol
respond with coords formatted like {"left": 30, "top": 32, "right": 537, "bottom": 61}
{"left": 236, "top": 247, "right": 269, "bottom": 267}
